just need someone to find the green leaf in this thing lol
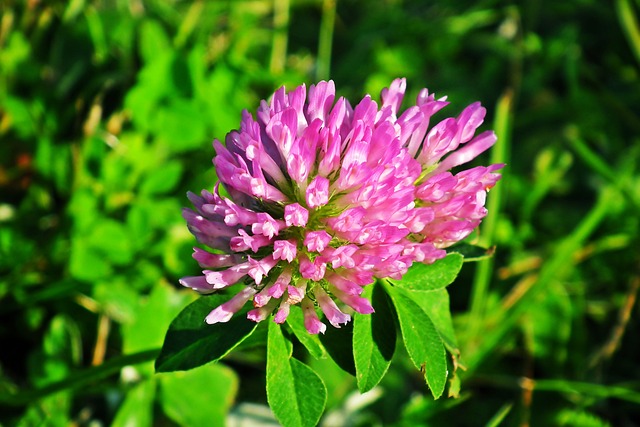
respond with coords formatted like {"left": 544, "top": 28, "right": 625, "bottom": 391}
{"left": 124, "top": 53, "right": 173, "bottom": 131}
{"left": 69, "top": 240, "right": 111, "bottom": 282}
{"left": 84, "top": 7, "right": 107, "bottom": 63}
{"left": 30, "top": 315, "right": 82, "bottom": 387}
{"left": 555, "top": 409, "right": 613, "bottom": 427}
{"left": 410, "top": 289, "right": 459, "bottom": 354}
{"left": 87, "top": 219, "right": 133, "bottom": 266}
{"left": 34, "top": 137, "right": 71, "bottom": 193}
{"left": 484, "top": 402, "right": 513, "bottom": 427}
{"left": 122, "top": 282, "right": 195, "bottom": 375}
{"left": 319, "top": 320, "right": 356, "bottom": 376}
{"left": 392, "top": 253, "right": 463, "bottom": 291}
{"left": 67, "top": 189, "right": 99, "bottom": 231}
{"left": 140, "top": 160, "right": 183, "bottom": 195}
{"left": 353, "top": 281, "right": 396, "bottom": 393}
{"left": 267, "top": 321, "right": 327, "bottom": 427}
{"left": 62, "top": 0, "right": 85, "bottom": 22}
{"left": 204, "top": 65, "right": 247, "bottom": 135}
{"left": 285, "top": 305, "right": 327, "bottom": 359}
{"left": 155, "top": 292, "right": 258, "bottom": 372}
{"left": 159, "top": 363, "right": 238, "bottom": 427}
{"left": 139, "top": 19, "right": 171, "bottom": 65}
{"left": 525, "top": 280, "right": 572, "bottom": 366}
{"left": 112, "top": 379, "right": 156, "bottom": 427}
{"left": 93, "top": 279, "right": 140, "bottom": 324}
{"left": 1, "top": 96, "right": 36, "bottom": 138}
{"left": 447, "top": 243, "right": 496, "bottom": 262}
{"left": 162, "top": 225, "right": 195, "bottom": 277}
{"left": 0, "top": 33, "right": 31, "bottom": 77}
{"left": 384, "top": 283, "right": 447, "bottom": 399}
{"left": 19, "top": 393, "right": 71, "bottom": 426}
{"left": 155, "top": 99, "right": 208, "bottom": 152}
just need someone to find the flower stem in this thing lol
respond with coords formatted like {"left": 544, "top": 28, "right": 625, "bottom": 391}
{"left": 270, "top": 0, "right": 290, "bottom": 75}
{"left": 0, "top": 349, "right": 160, "bottom": 406}
{"left": 316, "top": 0, "right": 336, "bottom": 81}
{"left": 467, "top": 89, "right": 513, "bottom": 337}
{"left": 464, "top": 186, "right": 615, "bottom": 373}
{"left": 616, "top": 0, "right": 640, "bottom": 66}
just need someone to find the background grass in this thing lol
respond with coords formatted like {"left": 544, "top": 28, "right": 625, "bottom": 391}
{"left": 1, "top": 0, "right": 639, "bottom": 426}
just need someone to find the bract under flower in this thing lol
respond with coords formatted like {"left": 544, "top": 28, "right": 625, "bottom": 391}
{"left": 181, "top": 78, "right": 502, "bottom": 333}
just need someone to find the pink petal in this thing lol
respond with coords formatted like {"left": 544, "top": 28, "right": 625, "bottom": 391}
{"left": 284, "top": 203, "right": 309, "bottom": 227}
{"left": 434, "top": 131, "right": 497, "bottom": 174}
{"left": 273, "top": 239, "right": 297, "bottom": 262}
{"left": 304, "top": 230, "right": 332, "bottom": 252}
{"left": 314, "top": 287, "right": 351, "bottom": 328}
{"left": 205, "top": 286, "right": 256, "bottom": 324}
{"left": 274, "top": 302, "right": 291, "bottom": 324}
{"left": 299, "top": 256, "right": 327, "bottom": 281}
{"left": 179, "top": 276, "right": 215, "bottom": 294}
{"left": 302, "top": 297, "right": 326, "bottom": 334}
{"left": 306, "top": 176, "right": 330, "bottom": 208}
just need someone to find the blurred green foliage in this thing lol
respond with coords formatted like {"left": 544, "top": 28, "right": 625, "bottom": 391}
{"left": 1, "top": 0, "right": 639, "bottom": 425}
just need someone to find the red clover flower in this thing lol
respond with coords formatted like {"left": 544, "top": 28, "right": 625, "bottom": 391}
{"left": 180, "top": 78, "right": 502, "bottom": 334}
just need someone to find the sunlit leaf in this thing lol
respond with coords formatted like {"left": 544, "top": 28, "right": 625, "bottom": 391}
{"left": 140, "top": 161, "right": 183, "bottom": 195}
{"left": 112, "top": 379, "right": 156, "bottom": 427}
{"left": 139, "top": 19, "right": 171, "bottom": 64}
{"left": 93, "top": 279, "right": 140, "bottom": 323}
{"left": 31, "top": 315, "right": 82, "bottom": 387}
{"left": 410, "top": 289, "right": 459, "bottom": 354}
{"left": 155, "top": 99, "right": 208, "bottom": 152}
{"left": 122, "top": 282, "right": 195, "bottom": 374}
{"left": 555, "top": 409, "right": 612, "bottom": 427}
{"left": 155, "top": 292, "right": 258, "bottom": 372}
{"left": 69, "top": 240, "right": 111, "bottom": 282}
{"left": 159, "top": 364, "right": 238, "bottom": 427}
{"left": 267, "top": 321, "right": 326, "bottom": 427}
{"left": 353, "top": 281, "right": 396, "bottom": 393}
{"left": 524, "top": 280, "right": 572, "bottom": 367}
{"left": 384, "top": 283, "right": 447, "bottom": 399}
{"left": 19, "top": 393, "right": 71, "bottom": 426}
{"left": 391, "top": 253, "right": 463, "bottom": 291}
{"left": 285, "top": 305, "right": 327, "bottom": 359}
{"left": 87, "top": 219, "right": 133, "bottom": 265}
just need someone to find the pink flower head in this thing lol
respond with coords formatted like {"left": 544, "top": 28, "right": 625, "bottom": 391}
{"left": 181, "top": 78, "right": 502, "bottom": 333}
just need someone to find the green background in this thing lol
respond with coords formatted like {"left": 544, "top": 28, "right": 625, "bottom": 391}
{"left": 1, "top": 0, "right": 639, "bottom": 425}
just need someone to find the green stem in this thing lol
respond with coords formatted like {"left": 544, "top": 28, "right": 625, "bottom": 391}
{"left": 616, "top": 0, "right": 640, "bottom": 66}
{"left": 464, "top": 187, "right": 615, "bottom": 372}
{"left": 484, "top": 402, "right": 514, "bottom": 427}
{"left": 474, "top": 374, "right": 640, "bottom": 405}
{"left": 566, "top": 128, "right": 640, "bottom": 208}
{"left": 565, "top": 128, "right": 619, "bottom": 183}
{"left": 467, "top": 90, "right": 512, "bottom": 337}
{"left": 174, "top": 0, "right": 204, "bottom": 49}
{"left": 0, "top": 349, "right": 160, "bottom": 406}
{"left": 316, "top": 0, "right": 336, "bottom": 81}
{"left": 531, "top": 379, "right": 640, "bottom": 404}
{"left": 270, "top": 0, "right": 290, "bottom": 75}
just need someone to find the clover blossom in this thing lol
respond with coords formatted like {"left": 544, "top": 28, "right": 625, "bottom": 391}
{"left": 180, "top": 78, "right": 502, "bottom": 334}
